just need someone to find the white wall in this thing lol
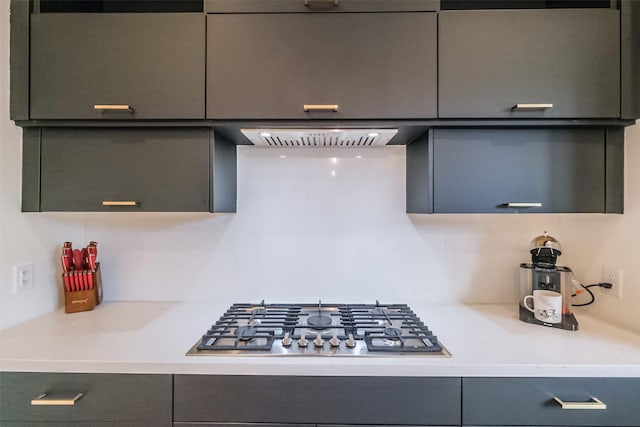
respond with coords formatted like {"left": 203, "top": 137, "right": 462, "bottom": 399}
{"left": 1, "top": 2, "right": 638, "bottom": 332}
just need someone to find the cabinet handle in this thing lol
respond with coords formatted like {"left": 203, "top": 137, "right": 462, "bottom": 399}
{"left": 513, "top": 103, "right": 553, "bottom": 110}
{"left": 31, "top": 393, "right": 83, "bottom": 406}
{"left": 94, "top": 104, "right": 134, "bottom": 112}
{"left": 303, "top": 104, "right": 339, "bottom": 112}
{"left": 505, "top": 202, "right": 543, "bottom": 208}
{"left": 553, "top": 397, "right": 607, "bottom": 410}
{"left": 304, "top": 0, "right": 339, "bottom": 6}
{"left": 102, "top": 201, "right": 138, "bottom": 207}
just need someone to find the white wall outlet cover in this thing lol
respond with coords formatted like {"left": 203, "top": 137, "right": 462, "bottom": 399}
{"left": 14, "top": 263, "right": 33, "bottom": 293}
{"left": 602, "top": 266, "right": 623, "bottom": 298}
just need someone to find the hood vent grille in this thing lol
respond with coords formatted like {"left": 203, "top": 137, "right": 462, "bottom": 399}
{"left": 241, "top": 129, "right": 398, "bottom": 147}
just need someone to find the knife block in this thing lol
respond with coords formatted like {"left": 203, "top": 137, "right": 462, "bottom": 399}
{"left": 63, "top": 263, "right": 103, "bottom": 314}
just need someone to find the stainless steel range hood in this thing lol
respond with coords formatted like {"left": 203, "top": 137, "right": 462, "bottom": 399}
{"left": 240, "top": 128, "right": 398, "bottom": 147}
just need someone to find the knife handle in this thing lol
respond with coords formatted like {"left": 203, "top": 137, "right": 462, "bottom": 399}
{"left": 63, "top": 272, "right": 70, "bottom": 292}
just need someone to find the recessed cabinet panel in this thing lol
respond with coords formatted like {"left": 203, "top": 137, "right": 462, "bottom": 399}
{"left": 206, "top": 13, "right": 437, "bottom": 119}
{"left": 439, "top": 9, "right": 620, "bottom": 118}
{"left": 40, "top": 128, "right": 210, "bottom": 212}
{"left": 30, "top": 14, "right": 205, "bottom": 119}
{"left": 205, "top": 0, "right": 438, "bottom": 13}
{"left": 174, "top": 375, "right": 461, "bottom": 425}
{"left": 0, "top": 372, "right": 171, "bottom": 424}
{"left": 432, "top": 129, "right": 605, "bottom": 213}
{"left": 463, "top": 377, "right": 640, "bottom": 426}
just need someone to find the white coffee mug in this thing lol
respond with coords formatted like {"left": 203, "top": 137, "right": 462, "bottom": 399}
{"left": 524, "top": 290, "right": 562, "bottom": 324}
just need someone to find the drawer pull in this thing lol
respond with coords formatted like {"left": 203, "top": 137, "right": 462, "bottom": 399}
{"left": 506, "top": 202, "right": 543, "bottom": 208}
{"left": 513, "top": 103, "right": 553, "bottom": 110}
{"left": 303, "top": 104, "right": 339, "bottom": 112}
{"left": 102, "top": 201, "right": 138, "bottom": 207}
{"left": 553, "top": 397, "right": 607, "bottom": 410}
{"left": 31, "top": 393, "right": 83, "bottom": 406}
{"left": 94, "top": 104, "right": 134, "bottom": 112}
{"left": 304, "top": 0, "right": 339, "bottom": 6}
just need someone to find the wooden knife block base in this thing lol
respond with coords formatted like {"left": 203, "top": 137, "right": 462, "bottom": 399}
{"left": 63, "top": 263, "right": 103, "bottom": 314}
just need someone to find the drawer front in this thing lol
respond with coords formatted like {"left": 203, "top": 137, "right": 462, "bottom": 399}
{"left": 3, "top": 423, "right": 170, "bottom": 427}
{"left": 174, "top": 375, "right": 461, "bottom": 425}
{"left": 463, "top": 377, "right": 640, "bottom": 426}
{"left": 0, "top": 372, "right": 172, "bottom": 423}
{"left": 205, "top": 0, "right": 438, "bottom": 13}
{"left": 40, "top": 128, "right": 211, "bottom": 212}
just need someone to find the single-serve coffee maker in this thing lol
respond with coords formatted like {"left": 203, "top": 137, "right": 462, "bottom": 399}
{"left": 519, "top": 232, "right": 578, "bottom": 331}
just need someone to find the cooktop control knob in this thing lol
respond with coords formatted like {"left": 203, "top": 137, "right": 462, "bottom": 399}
{"left": 346, "top": 333, "right": 356, "bottom": 348}
{"left": 281, "top": 332, "right": 292, "bottom": 347}
{"left": 313, "top": 334, "right": 324, "bottom": 348}
{"left": 298, "top": 336, "right": 308, "bottom": 348}
{"left": 329, "top": 335, "right": 340, "bottom": 347}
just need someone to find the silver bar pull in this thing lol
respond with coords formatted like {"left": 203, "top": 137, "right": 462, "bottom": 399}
{"left": 553, "top": 397, "right": 607, "bottom": 410}
{"left": 94, "top": 104, "right": 134, "bottom": 112}
{"left": 304, "top": 0, "right": 339, "bottom": 6}
{"left": 31, "top": 393, "right": 83, "bottom": 406}
{"left": 513, "top": 103, "right": 553, "bottom": 110}
{"left": 102, "top": 201, "right": 138, "bottom": 207}
{"left": 303, "top": 104, "right": 339, "bottom": 112}
{"left": 506, "top": 202, "right": 543, "bottom": 208}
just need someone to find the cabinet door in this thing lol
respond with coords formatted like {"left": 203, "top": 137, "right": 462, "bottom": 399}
{"left": 0, "top": 372, "right": 171, "bottom": 425}
{"left": 439, "top": 9, "right": 620, "bottom": 118}
{"left": 40, "top": 128, "right": 210, "bottom": 212}
{"left": 31, "top": 13, "right": 205, "bottom": 119}
{"left": 205, "top": 0, "right": 438, "bottom": 13}
{"left": 431, "top": 129, "right": 605, "bottom": 213}
{"left": 463, "top": 377, "right": 640, "bottom": 426}
{"left": 207, "top": 13, "right": 437, "bottom": 119}
{"left": 174, "top": 375, "right": 461, "bottom": 425}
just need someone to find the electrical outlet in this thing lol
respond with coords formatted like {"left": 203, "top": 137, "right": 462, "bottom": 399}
{"left": 602, "top": 266, "right": 623, "bottom": 298}
{"left": 14, "top": 263, "right": 34, "bottom": 293}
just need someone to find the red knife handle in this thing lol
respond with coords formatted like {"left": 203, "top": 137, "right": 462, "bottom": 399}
{"left": 62, "top": 246, "right": 72, "bottom": 272}
{"left": 63, "top": 272, "right": 71, "bottom": 292}
{"left": 87, "top": 244, "right": 98, "bottom": 271}
{"left": 73, "top": 249, "right": 83, "bottom": 270}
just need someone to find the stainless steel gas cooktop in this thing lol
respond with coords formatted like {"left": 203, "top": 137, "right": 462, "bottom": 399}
{"left": 187, "top": 301, "right": 450, "bottom": 357}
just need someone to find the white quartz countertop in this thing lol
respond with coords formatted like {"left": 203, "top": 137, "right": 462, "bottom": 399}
{"left": 1, "top": 301, "right": 639, "bottom": 377}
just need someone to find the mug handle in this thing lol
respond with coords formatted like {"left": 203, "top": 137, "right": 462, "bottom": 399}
{"left": 523, "top": 295, "right": 535, "bottom": 312}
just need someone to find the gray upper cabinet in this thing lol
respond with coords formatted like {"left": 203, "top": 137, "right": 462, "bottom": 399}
{"left": 206, "top": 12, "right": 437, "bottom": 120}
{"left": 439, "top": 9, "right": 620, "bottom": 119}
{"left": 406, "top": 128, "right": 624, "bottom": 214}
{"left": 38, "top": 128, "right": 211, "bottom": 212}
{"left": 30, "top": 13, "right": 205, "bottom": 120}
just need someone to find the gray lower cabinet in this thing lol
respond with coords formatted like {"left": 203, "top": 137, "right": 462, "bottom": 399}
{"left": 205, "top": 0, "right": 438, "bottom": 13}
{"left": 0, "top": 372, "right": 172, "bottom": 426}
{"left": 175, "top": 424, "right": 312, "bottom": 427}
{"left": 462, "top": 377, "right": 640, "bottom": 426}
{"left": 173, "top": 375, "right": 461, "bottom": 425}
{"left": 23, "top": 127, "right": 237, "bottom": 213}
{"left": 30, "top": 13, "right": 205, "bottom": 119}
{"left": 406, "top": 128, "right": 623, "bottom": 214}
{"left": 206, "top": 12, "right": 437, "bottom": 120}
{"left": 439, "top": 9, "right": 620, "bottom": 118}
